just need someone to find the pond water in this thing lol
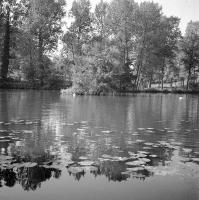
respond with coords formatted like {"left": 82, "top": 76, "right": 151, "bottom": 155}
{"left": 0, "top": 90, "right": 199, "bottom": 200}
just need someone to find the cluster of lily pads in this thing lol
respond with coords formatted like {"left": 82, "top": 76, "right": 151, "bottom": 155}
{"left": 0, "top": 119, "right": 199, "bottom": 182}
{"left": 0, "top": 119, "right": 40, "bottom": 142}
{"left": 0, "top": 119, "right": 39, "bottom": 126}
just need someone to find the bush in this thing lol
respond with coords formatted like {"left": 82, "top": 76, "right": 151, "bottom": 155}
{"left": 189, "top": 82, "right": 199, "bottom": 90}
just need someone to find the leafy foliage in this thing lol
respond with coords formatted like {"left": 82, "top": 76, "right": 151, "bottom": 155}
{"left": 1, "top": 0, "right": 199, "bottom": 91}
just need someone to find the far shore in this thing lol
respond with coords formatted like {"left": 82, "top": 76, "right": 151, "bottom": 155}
{"left": 1, "top": 80, "right": 199, "bottom": 95}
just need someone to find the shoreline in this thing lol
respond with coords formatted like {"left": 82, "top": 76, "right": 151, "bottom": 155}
{"left": 60, "top": 88, "right": 199, "bottom": 95}
{"left": 1, "top": 81, "right": 199, "bottom": 94}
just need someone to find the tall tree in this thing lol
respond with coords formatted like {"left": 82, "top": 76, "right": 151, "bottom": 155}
{"left": 135, "top": 2, "right": 162, "bottom": 89}
{"left": 107, "top": 0, "right": 138, "bottom": 65}
{"left": 181, "top": 21, "right": 199, "bottom": 90}
{"left": 1, "top": 3, "right": 10, "bottom": 79}
{"left": 29, "top": 0, "right": 65, "bottom": 85}
{"left": 154, "top": 16, "right": 181, "bottom": 89}
{"left": 93, "top": 0, "right": 109, "bottom": 49}
{"left": 0, "top": 0, "right": 26, "bottom": 80}
{"left": 106, "top": 0, "right": 138, "bottom": 90}
{"left": 69, "top": 0, "right": 92, "bottom": 56}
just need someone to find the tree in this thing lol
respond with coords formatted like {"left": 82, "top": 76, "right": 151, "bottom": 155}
{"left": 181, "top": 21, "right": 199, "bottom": 90}
{"left": 134, "top": 2, "right": 162, "bottom": 89}
{"left": 60, "top": 0, "right": 183, "bottom": 93}
{"left": 69, "top": 0, "right": 92, "bottom": 56}
{"left": 29, "top": 0, "right": 65, "bottom": 85}
{"left": 93, "top": 0, "right": 109, "bottom": 49}
{"left": 1, "top": 3, "right": 10, "bottom": 79}
{"left": 154, "top": 16, "right": 181, "bottom": 89}
{"left": 106, "top": 0, "right": 138, "bottom": 90}
{"left": 0, "top": 0, "right": 26, "bottom": 80}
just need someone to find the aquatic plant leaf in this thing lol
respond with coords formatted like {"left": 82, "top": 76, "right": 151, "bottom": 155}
{"left": 78, "top": 161, "right": 95, "bottom": 166}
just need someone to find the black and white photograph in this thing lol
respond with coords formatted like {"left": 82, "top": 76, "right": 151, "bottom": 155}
{"left": 0, "top": 0, "right": 199, "bottom": 199}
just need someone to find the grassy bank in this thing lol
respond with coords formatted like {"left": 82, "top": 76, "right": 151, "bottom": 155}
{"left": 61, "top": 87, "right": 199, "bottom": 96}
{"left": 0, "top": 79, "right": 70, "bottom": 90}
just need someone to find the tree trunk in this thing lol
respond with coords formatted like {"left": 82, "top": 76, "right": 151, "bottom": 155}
{"left": 124, "top": 25, "right": 129, "bottom": 62}
{"left": 29, "top": 37, "right": 34, "bottom": 81}
{"left": 38, "top": 29, "right": 44, "bottom": 86}
{"left": 161, "top": 72, "right": 164, "bottom": 90}
{"left": 170, "top": 78, "right": 173, "bottom": 88}
{"left": 72, "top": 44, "right": 75, "bottom": 61}
{"left": 77, "top": 27, "right": 81, "bottom": 55}
{"left": 161, "top": 60, "right": 165, "bottom": 90}
{"left": 186, "top": 68, "right": 191, "bottom": 90}
{"left": 0, "top": 0, "right": 4, "bottom": 23}
{"left": 135, "top": 29, "right": 146, "bottom": 90}
{"left": 149, "top": 73, "right": 153, "bottom": 88}
{"left": 1, "top": 7, "right": 10, "bottom": 80}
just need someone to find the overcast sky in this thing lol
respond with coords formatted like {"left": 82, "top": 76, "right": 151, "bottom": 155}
{"left": 65, "top": 0, "right": 199, "bottom": 34}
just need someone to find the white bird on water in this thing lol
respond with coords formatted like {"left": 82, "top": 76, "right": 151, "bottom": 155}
{"left": 73, "top": 93, "right": 76, "bottom": 97}
{"left": 179, "top": 96, "right": 184, "bottom": 100}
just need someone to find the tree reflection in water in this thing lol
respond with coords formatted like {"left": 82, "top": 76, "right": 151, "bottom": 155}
{"left": 90, "top": 161, "right": 153, "bottom": 182}
{"left": 0, "top": 136, "right": 198, "bottom": 190}
{"left": 66, "top": 160, "right": 155, "bottom": 182}
{"left": 0, "top": 166, "right": 61, "bottom": 191}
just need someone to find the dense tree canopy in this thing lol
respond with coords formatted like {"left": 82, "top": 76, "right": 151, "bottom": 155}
{"left": 0, "top": 0, "right": 199, "bottom": 92}
{"left": 181, "top": 21, "right": 199, "bottom": 89}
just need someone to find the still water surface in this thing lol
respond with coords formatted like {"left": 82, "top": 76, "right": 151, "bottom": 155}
{"left": 0, "top": 90, "right": 199, "bottom": 200}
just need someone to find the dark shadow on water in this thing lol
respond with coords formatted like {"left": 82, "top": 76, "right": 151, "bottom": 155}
{"left": 0, "top": 166, "right": 61, "bottom": 191}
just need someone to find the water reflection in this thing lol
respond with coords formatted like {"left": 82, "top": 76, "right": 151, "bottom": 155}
{"left": 0, "top": 166, "right": 61, "bottom": 190}
{"left": 0, "top": 91, "right": 199, "bottom": 192}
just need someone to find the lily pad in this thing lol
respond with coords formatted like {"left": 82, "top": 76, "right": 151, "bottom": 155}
{"left": 65, "top": 161, "right": 75, "bottom": 167}
{"left": 23, "top": 162, "right": 37, "bottom": 168}
{"left": 182, "top": 148, "right": 192, "bottom": 153}
{"left": 191, "top": 158, "right": 199, "bottom": 162}
{"left": 112, "top": 156, "right": 128, "bottom": 161}
{"left": 81, "top": 121, "right": 88, "bottom": 124}
{"left": 0, "top": 140, "right": 10, "bottom": 142}
{"left": 13, "top": 162, "right": 37, "bottom": 168}
{"left": 170, "top": 141, "right": 182, "bottom": 146}
{"left": 143, "top": 147, "right": 152, "bottom": 150}
{"left": 25, "top": 122, "right": 34, "bottom": 125}
{"left": 98, "top": 158, "right": 110, "bottom": 162}
{"left": 126, "top": 160, "right": 146, "bottom": 166}
{"left": 79, "top": 156, "right": 88, "bottom": 160}
{"left": 78, "top": 161, "right": 95, "bottom": 166}
{"left": 23, "top": 130, "right": 33, "bottom": 134}
{"left": 101, "top": 130, "right": 112, "bottom": 133}
{"left": 101, "top": 154, "right": 112, "bottom": 158}
{"left": 68, "top": 166, "right": 85, "bottom": 174}
{"left": 146, "top": 128, "right": 154, "bottom": 130}
{"left": 121, "top": 171, "right": 131, "bottom": 175}
{"left": 139, "top": 158, "right": 151, "bottom": 163}
{"left": 137, "top": 128, "right": 145, "bottom": 130}
{"left": 137, "top": 151, "right": 149, "bottom": 155}
{"left": 149, "top": 154, "right": 157, "bottom": 158}
{"left": 137, "top": 153, "right": 147, "bottom": 158}
{"left": 128, "top": 151, "right": 136, "bottom": 156}
{"left": 136, "top": 139, "right": 145, "bottom": 143}
{"left": 132, "top": 132, "right": 139, "bottom": 136}
{"left": 144, "top": 142, "right": 154, "bottom": 146}
{"left": 126, "top": 167, "right": 145, "bottom": 171}
{"left": 82, "top": 166, "right": 98, "bottom": 172}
